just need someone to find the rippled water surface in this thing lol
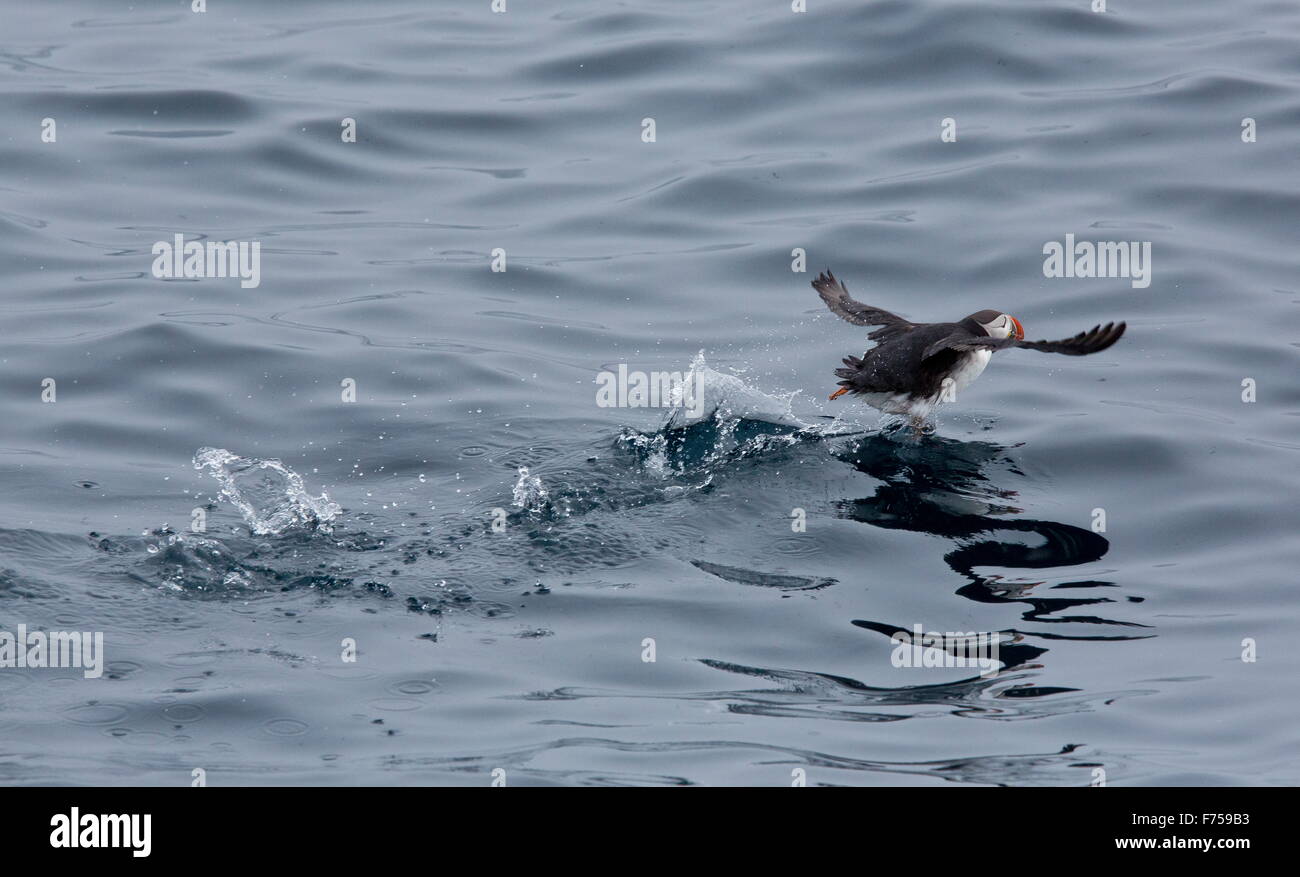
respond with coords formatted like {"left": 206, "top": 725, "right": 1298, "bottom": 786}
{"left": 2, "top": 0, "right": 1298, "bottom": 786}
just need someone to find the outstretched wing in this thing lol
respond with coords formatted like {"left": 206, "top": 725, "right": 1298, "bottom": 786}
{"left": 923, "top": 322, "right": 1126, "bottom": 359}
{"left": 811, "top": 270, "right": 916, "bottom": 342}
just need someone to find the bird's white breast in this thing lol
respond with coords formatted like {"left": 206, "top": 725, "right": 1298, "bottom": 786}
{"left": 947, "top": 349, "right": 992, "bottom": 394}
{"left": 861, "top": 349, "right": 993, "bottom": 419}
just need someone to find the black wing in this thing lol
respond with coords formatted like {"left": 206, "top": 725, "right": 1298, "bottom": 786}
{"left": 811, "top": 270, "right": 916, "bottom": 342}
{"left": 923, "top": 322, "right": 1126, "bottom": 359}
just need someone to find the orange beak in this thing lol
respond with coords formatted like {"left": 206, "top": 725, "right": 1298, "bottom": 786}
{"left": 1010, "top": 316, "right": 1025, "bottom": 341}
{"left": 829, "top": 387, "right": 849, "bottom": 401}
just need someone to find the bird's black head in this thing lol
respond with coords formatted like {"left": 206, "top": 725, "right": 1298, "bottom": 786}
{"left": 961, "top": 309, "right": 1024, "bottom": 340}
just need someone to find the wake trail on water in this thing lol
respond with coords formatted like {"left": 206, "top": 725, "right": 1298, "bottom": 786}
{"left": 104, "top": 355, "right": 873, "bottom": 601}
{"left": 512, "top": 352, "right": 863, "bottom": 514}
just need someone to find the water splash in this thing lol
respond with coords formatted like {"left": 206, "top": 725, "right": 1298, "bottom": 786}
{"left": 662, "top": 352, "right": 809, "bottom": 431}
{"left": 511, "top": 466, "right": 549, "bottom": 511}
{"left": 614, "top": 353, "right": 861, "bottom": 481}
{"left": 193, "top": 447, "right": 341, "bottom": 535}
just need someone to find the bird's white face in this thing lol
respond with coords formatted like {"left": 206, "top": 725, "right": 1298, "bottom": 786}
{"left": 979, "top": 313, "right": 1025, "bottom": 340}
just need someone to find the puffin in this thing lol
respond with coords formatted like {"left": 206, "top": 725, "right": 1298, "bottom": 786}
{"left": 811, "top": 270, "right": 1125, "bottom": 424}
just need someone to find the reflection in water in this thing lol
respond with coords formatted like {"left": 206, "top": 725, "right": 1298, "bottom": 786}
{"left": 836, "top": 432, "right": 1151, "bottom": 672}
{"left": 692, "top": 426, "right": 1155, "bottom": 743}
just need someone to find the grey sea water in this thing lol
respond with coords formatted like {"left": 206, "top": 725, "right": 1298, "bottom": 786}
{"left": 1, "top": 0, "right": 1297, "bottom": 786}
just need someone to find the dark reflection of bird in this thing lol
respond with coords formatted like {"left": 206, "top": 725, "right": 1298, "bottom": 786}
{"left": 838, "top": 432, "right": 1150, "bottom": 659}
{"left": 690, "top": 430, "right": 1149, "bottom": 721}
{"left": 811, "top": 270, "right": 1125, "bottom": 426}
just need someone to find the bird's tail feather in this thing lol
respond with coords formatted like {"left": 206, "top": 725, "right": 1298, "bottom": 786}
{"left": 834, "top": 355, "right": 863, "bottom": 383}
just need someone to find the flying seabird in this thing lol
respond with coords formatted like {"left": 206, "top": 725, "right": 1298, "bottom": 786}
{"left": 811, "top": 270, "right": 1125, "bottom": 425}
